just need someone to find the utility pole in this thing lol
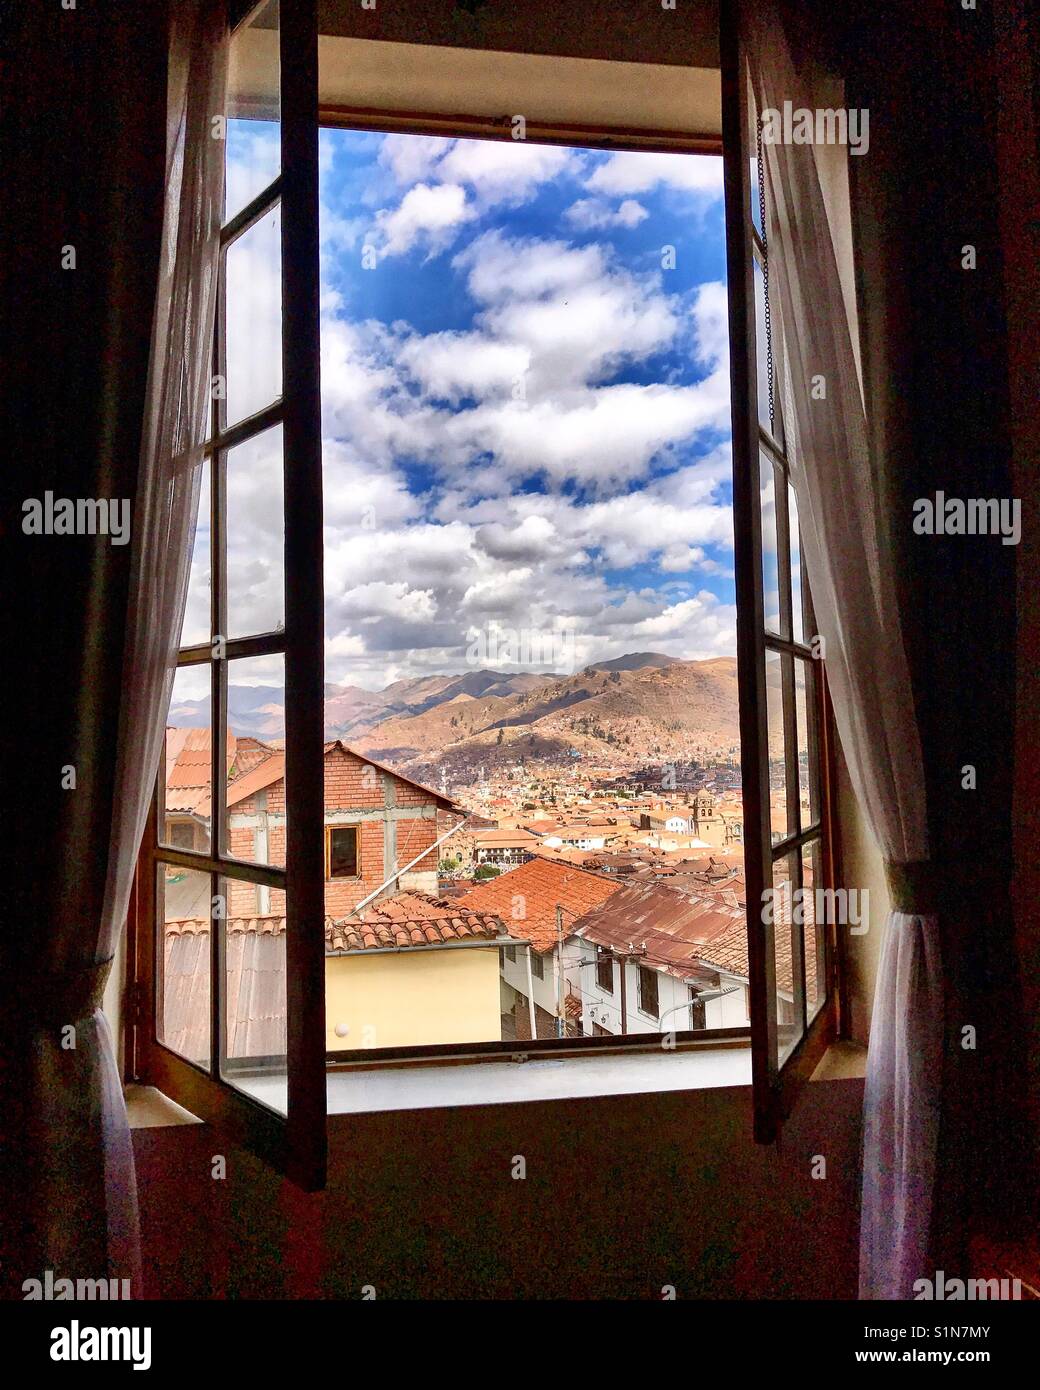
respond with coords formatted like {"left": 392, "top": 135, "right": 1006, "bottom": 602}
{"left": 618, "top": 949, "right": 628, "bottom": 1035}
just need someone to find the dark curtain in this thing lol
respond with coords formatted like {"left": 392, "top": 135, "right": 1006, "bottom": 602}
{"left": 828, "top": 0, "right": 1030, "bottom": 1269}
{"left": 1, "top": 1, "right": 169, "bottom": 1294}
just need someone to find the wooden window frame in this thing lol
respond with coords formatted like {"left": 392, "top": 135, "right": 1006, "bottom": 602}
{"left": 721, "top": 0, "right": 844, "bottom": 1143}
{"left": 324, "top": 824, "right": 359, "bottom": 881}
{"left": 129, "top": 0, "right": 326, "bottom": 1190}
{"left": 638, "top": 965, "right": 660, "bottom": 1022}
{"left": 596, "top": 948, "right": 615, "bottom": 995}
{"left": 127, "top": 3, "right": 844, "bottom": 1151}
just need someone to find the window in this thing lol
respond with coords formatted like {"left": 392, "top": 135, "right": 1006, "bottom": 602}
{"left": 130, "top": 2, "right": 840, "bottom": 1163}
{"left": 638, "top": 966, "right": 660, "bottom": 1021}
{"left": 132, "top": 0, "right": 327, "bottom": 1190}
{"left": 596, "top": 949, "right": 614, "bottom": 994}
{"left": 325, "top": 826, "right": 358, "bottom": 879}
{"left": 690, "top": 990, "right": 707, "bottom": 1031}
{"left": 720, "top": 4, "right": 840, "bottom": 1138}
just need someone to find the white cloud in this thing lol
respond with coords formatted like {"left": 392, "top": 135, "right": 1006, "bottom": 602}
{"left": 376, "top": 181, "right": 475, "bottom": 257}
{"left": 564, "top": 197, "right": 648, "bottom": 230}
{"left": 585, "top": 151, "right": 724, "bottom": 198}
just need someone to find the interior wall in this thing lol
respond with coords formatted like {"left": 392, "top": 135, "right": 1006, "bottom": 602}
{"left": 134, "top": 1076, "right": 863, "bottom": 1299}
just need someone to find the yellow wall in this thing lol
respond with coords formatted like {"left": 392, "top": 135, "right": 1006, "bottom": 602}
{"left": 326, "top": 947, "right": 503, "bottom": 1051}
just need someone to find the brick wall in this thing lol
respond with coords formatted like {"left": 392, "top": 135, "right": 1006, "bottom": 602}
{"left": 224, "top": 746, "right": 445, "bottom": 920}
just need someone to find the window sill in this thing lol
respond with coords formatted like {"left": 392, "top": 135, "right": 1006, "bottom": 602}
{"left": 232, "top": 1044, "right": 754, "bottom": 1116}
{"left": 125, "top": 1083, "right": 204, "bottom": 1129}
{"left": 126, "top": 1042, "right": 866, "bottom": 1127}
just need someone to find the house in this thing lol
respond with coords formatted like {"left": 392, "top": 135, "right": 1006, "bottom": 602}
{"left": 162, "top": 889, "right": 519, "bottom": 1059}
{"left": 165, "top": 731, "right": 466, "bottom": 917}
{"left": 457, "top": 857, "right": 625, "bottom": 1039}
{"left": 471, "top": 827, "right": 540, "bottom": 867}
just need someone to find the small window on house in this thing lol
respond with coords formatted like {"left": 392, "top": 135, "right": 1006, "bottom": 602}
{"left": 326, "top": 826, "right": 358, "bottom": 879}
{"left": 638, "top": 966, "right": 659, "bottom": 1020}
{"left": 532, "top": 953, "right": 545, "bottom": 981}
{"left": 596, "top": 948, "right": 614, "bottom": 994}
{"left": 504, "top": 945, "right": 516, "bottom": 963}
{"left": 690, "top": 990, "right": 707, "bottom": 1031}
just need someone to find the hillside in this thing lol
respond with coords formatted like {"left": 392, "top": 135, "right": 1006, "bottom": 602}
{"left": 357, "top": 656, "right": 741, "bottom": 778}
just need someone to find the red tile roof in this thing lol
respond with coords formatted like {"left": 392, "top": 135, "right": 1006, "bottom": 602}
{"left": 457, "top": 857, "right": 624, "bottom": 953}
{"left": 167, "top": 891, "right": 511, "bottom": 956}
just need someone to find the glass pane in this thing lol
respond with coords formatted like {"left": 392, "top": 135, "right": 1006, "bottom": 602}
{"left": 772, "top": 853, "right": 804, "bottom": 1065}
{"left": 788, "top": 481, "right": 804, "bottom": 644}
{"left": 163, "top": 664, "right": 214, "bottom": 854}
{"left": 220, "top": 874, "right": 288, "bottom": 1115}
{"left": 225, "top": 0, "right": 280, "bottom": 223}
{"left": 754, "top": 255, "right": 772, "bottom": 430}
{"left": 180, "top": 459, "right": 211, "bottom": 648}
{"left": 794, "top": 657, "right": 819, "bottom": 831}
{"left": 226, "top": 424, "right": 284, "bottom": 639}
{"left": 158, "top": 862, "right": 211, "bottom": 1070}
{"left": 802, "top": 839, "right": 826, "bottom": 1022}
{"left": 765, "top": 649, "right": 789, "bottom": 844}
{"left": 225, "top": 204, "right": 282, "bottom": 427}
{"left": 747, "top": 70, "right": 763, "bottom": 235}
{"left": 760, "top": 453, "right": 781, "bottom": 634}
{"left": 224, "top": 653, "right": 286, "bottom": 868}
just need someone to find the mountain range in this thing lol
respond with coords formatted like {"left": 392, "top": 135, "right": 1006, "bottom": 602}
{"left": 167, "top": 652, "right": 742, "bottom": 775}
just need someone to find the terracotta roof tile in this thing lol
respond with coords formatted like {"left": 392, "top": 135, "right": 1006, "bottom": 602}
{"left": 457, "top": 857, "right": 624, "bottom": 953}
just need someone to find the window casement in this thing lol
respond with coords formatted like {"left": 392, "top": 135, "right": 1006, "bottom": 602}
{"left": 720, "top": 0, "right": 843, "bottom": 1141}
{"left": 596, "top": 948, "right": 614, "bottom": 994}
{"left": 126, "top": 0, "right": 844, "bottom": 1177}
{"left": 325, "top": 826, "right": 358, "bottom": 880}
{"left": 638, "top": 966, "right": 660, "bottom": 1021}
{"left": 130, "top": 0, "right": 327, "bottom": 1190}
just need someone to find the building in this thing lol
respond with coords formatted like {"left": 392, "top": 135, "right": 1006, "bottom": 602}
{"left": 472, "top": 827, "right": 540, "bottom": 867}
{"left": 457, "top": 857, "right": 625, "bottom": 1039}
{"left": 165, "top": 731, "right": 466, "bottom": 918}
{"left": 162, "top": 889, "right": 519, "bottom": 1060}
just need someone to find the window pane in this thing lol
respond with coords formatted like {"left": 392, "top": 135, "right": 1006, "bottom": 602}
{"left": 802, "top": 838, "right": 826, "bottom": 1021}
{"left": 180, "top": 458, "right": 211, "bottom": 648}
{"left": 163, "top": 665, "right": 214, "bottom": 855}
{"left": 765, "top": 649, "right": 790, "bottom": 844}
{"left": 760, "top": 453, "right": 781, "bottom": 634}
{"left": 327, "top": 826, "right": 358, "bottom": 878}
{"left": 220, "top": 874, "right": 288, "bottom": 1116}
{"left": 225, "top": 0, "right": 280, "bottom": 223}
{"left": 772, "top": 853, "right": 804, "bottom": 1065}
{"left": 788, "top": 480, "right": 804, "bottom": 644}
{"left": 225, "top": 204, "right": 282, "bottom": 428}
{"left": 226, "top": 424, "right": 284, "bottom": 639}
{"left": 224, "top": 653, "right": 286, "bottom": 868}
{"left": 754, "top": 255, "right": 772, "bottom": 431}
{"left": 794, "top": 657, "right": 820, "bottom": 831}
{"left": 158, "top": 862, "right": 211, "bottom": 1070}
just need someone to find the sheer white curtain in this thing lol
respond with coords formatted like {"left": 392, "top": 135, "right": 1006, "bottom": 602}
{"left": 745, "top": 4, "right": 945, "bottom": 1299}
{"left": 93, "top": 0, "right": 227, "bottom": 1287}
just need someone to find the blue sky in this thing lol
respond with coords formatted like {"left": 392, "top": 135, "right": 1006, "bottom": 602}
{"left": 183, "top": 125, "right": 738, "bottom": 696}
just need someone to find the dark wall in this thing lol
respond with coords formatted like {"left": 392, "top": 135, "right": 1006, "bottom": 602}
{"left": 135, "top": 1078, "right": 863, "bottom": 1299}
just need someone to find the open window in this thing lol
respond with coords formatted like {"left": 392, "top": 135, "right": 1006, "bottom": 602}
{"left": 128, "top": 0, "right": 843, "bottom": 1171}
{"left": 721, "top": 0, "right": 841, "bottom": 1141}
{"left": 131, "top": 0, "right": 326, "bottom": 1189}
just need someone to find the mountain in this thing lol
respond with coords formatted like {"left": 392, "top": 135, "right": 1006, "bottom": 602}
{"left": 589, "top": 651, "right": 678, "bottom": 672}
{"left": 169, "top": 669, "right": 558, "bottom": 742}
{"left": 168, "top": 684, "right": 287, "bottom": 741}
{"left": 356, "top": 656, "right": 740, "bottom": 779}
{"left": 322, "top": 669, "right": 557, "bottom": 741}
{"left": 166, "top": 656, "right": 741, "bottom": 768}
